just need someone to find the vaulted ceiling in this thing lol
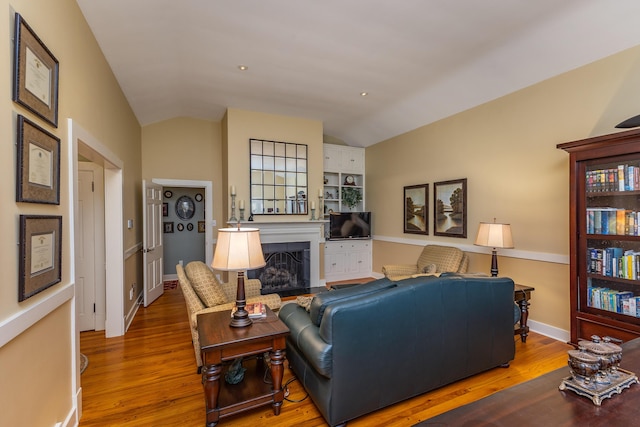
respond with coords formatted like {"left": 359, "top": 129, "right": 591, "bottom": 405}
{"left": 77, "top": 0, "right": 640, "bottom": 147}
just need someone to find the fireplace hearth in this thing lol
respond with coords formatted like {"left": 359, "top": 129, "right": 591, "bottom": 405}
{"left": 248, "top": 241, "right": 310, "bottom": 296}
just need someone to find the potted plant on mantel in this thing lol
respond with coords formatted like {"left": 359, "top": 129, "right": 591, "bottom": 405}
{"left": 341, "top": 187, "right": 362, "bottom": 211}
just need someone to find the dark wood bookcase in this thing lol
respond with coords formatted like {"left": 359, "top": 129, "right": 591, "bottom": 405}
{"left": 559, "top": 128, "right": 640, "bottom": 344}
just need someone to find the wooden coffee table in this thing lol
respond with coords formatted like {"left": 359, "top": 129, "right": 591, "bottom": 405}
{"left": 422, "top": 338, "right": 640, "bottom": 426}
{"left": 197, "top": 307, "right": 289, "bottom": 426}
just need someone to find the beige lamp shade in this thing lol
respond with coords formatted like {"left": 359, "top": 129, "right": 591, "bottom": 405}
{"left": 474, "top": 222, "right": 514, "bottom": 249}
{"left": 212, "top": 227, "right": 266, "bottom": 271}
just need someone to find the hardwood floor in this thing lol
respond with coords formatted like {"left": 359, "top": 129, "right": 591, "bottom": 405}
{"left": 80, "top": 285, "right": 572, "bottom": 427}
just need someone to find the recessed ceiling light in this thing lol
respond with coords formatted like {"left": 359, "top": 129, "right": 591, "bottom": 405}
{"left": 360, "top": 92, "right": 368, "bottom": 97}
{"left": 238, "top": 65, "right": 248, "bottom": 71}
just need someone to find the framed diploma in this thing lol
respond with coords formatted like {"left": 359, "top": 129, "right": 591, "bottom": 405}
{"left": 12, "top": 13, "right": 59, "bottom": 127}
{"left": 19, "top": 215, "right": 62, "bottom": 302}
{"left": 16, "top": 115, "right": 60, "bottom": 204}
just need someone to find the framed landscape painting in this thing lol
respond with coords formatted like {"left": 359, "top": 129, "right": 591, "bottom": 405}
{"left": 404, "top": 184, "right": 428, "bottom": 235}
{"left": 434, "top": 178, "right": 467, "bottom": 238}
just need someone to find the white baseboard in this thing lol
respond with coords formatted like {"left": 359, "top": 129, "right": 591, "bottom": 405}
{"left": 528, "top": 319, "right": 570, "bottom": 343}
{"left": 163, "top": 274, "right": 178, "bottom": 282}
{"left": 124, "top": 294, "right": 142, "bottom": 333}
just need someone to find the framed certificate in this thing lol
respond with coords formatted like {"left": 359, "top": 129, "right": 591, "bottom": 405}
{"left": 12, "top": 13, "right": 59, "bottom": 127}
{"left": 19, "top": 215, "right": 62, "bottom": 301}
{"left": 16, "top": 115, "right": 60, "bottom": 204}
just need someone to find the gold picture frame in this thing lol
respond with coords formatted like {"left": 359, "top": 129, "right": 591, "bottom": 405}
{"left": 19, "top": 215, "right": 62, "bottom": 301}
{"left": 12, "top": 13, "right": 59, "bottom": 127}
{"left": 16, "top": 115, "right": 60, "bottom": 204}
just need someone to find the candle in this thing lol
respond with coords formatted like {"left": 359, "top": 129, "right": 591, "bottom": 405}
{"left": 230, "top": 185, "right": 236, "bottom": 196}
{"left": 311, "top": 201, "right": 316, "bottom": 209}
{"left": 239, "top": 200, "right": 245, "bottom": 209}
{"left": 318, "top": 188, "right": 323, "bottom": 198}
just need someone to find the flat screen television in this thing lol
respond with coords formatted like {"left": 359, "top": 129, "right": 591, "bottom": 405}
{"left": 328, "top": 212, "right": 371, "bottom": 240}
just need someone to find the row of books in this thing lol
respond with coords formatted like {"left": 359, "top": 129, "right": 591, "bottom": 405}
{"left": 587, "top": 247, "right": 640, "bottom": 280}
{"left": 587, "top": 286, "right": 640, "bottom": 317}
{"left": 586, "top": 208, "right": 640, "bottom": 235}
{"left": 586, "top": 164, "right": 640, "bottom": 192}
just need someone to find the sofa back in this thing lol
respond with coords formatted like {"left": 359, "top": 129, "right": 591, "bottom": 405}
{"left": 317, "top": 274, "right": 515, "bottom": 424}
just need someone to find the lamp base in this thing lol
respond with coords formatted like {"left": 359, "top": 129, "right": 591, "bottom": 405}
{"left": 230, "top": 310, "right": 253, "bottom": 328}
{"left": 229, "top": 272, "right": 253, "bottom": 328}
{"left": 491, "top": 249, "right": 498, "bottom": 277}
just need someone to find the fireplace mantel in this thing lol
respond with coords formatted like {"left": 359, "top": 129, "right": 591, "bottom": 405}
{"left": 231, "top": 220, "right": 326, "bottom": 287}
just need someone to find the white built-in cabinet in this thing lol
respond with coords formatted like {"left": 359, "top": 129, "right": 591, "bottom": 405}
{"left": 323, "top": 144, "right": 371, "bottom": 281}
{"left": 324, "top": 240, "right": 372, "bottom": 282}
{"left": 323, "top": 144, "right": 365, "bottom": 214}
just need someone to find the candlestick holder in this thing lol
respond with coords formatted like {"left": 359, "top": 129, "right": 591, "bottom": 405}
{"left": 310, "top": 208, "right": 316, "bottom": 221}
{"left": 239, "top": 207, "right": 245, "bottom": 221}
{"left": 318, "top": 195, "right": 324, "bottom": 218}
{"left": 229, "top": 194, "right": 237, "bottom": 222}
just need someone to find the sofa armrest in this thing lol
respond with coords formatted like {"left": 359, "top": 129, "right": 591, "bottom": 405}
{"left": 247, "top": 294, "right": 282, "bottom": 311}
{"left": 191, "top": 302, "right": 237, "bottom": 329}
{"left": 382, "top": 264, "right": 418, "bottom": 278}
{"left": 244, "top": 278, "right": 264, "bottom": 297}
{"left": 279, "top": 304, "right": 333, "bottom": 378}
{"left": 221, "top": 278, "right": 263, "bottom": 301}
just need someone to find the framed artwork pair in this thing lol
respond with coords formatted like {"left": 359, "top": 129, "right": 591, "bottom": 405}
{"left": 403, "top": 179, "right": 467, "bottom": 238}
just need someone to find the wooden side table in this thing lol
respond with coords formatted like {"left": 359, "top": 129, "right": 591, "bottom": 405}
{"left": 514, "top": 284, "right": 535, "bottom": 342}
{"left": 197, "top": 307, "right": 290, "bottom": 427}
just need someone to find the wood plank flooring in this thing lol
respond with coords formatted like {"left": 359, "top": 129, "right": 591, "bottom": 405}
{"left": 80, "top": 285, "right": 573, "bottom": 427}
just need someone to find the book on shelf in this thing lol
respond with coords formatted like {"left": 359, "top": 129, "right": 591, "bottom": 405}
{"left": 587, "top": 284, "right": 638, "bottom": 316}
{"left": 231, "top": 302, "right": 266, "bottom": 318}
{"left": 586, "top": 207, "right": 640, "bottom": 236}
{"left": 587, "top": 164, "right": 640, "bottom": 192}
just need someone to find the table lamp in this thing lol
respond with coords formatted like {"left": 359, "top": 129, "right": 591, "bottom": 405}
{"left": 474, "top": 219, "right": 514, "bottom": 277}
{"left": 212, "top": 225, "right": 266, "bottom": 327}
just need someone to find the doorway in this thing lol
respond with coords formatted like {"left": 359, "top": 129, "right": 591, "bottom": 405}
{"left": 70, "top": 120, "right": 125, "bottom": 338}
{"left": 152, "top": 179, "right": 214, "bottom": 278}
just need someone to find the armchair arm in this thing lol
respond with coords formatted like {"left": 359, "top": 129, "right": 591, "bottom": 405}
{"left": 221, "top": 278, "right": 263, "bottom": 300}
{"left": 382, "top": 264, "right": 419, "bottom": 278}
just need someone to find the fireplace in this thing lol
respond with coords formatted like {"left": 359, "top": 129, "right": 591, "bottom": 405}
{"left": 232, "top": 221, "right": 324, "bottom": 290}
{"left": 248, "top": 242, "right": 310, "bottom": 296}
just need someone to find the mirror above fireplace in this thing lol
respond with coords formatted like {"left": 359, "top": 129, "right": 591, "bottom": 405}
{"left": 250, "top": 138, "right": 308, "bottom": 215}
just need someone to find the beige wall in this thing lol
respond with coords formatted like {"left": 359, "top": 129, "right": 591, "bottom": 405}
{"left": 0, "top": 1, "right": 141, "bottom": 426}
{"left": 142, "top": 117, "right": 224, "bottom": 234}
{"left": 368, "top": 45, "right": 640, "bottom": 335}
{"left": 224, "top": 108, "right": 324, "bottom": 224}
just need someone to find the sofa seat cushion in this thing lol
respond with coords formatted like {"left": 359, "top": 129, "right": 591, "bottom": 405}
{"left": 185, "top": 261, "right": 228, "bottom": 307}
{"left": 309, "top": 278, "right": 396, "bottom": 326}
{"left": 279, "top": 303, "right": 333, "bottom": 378}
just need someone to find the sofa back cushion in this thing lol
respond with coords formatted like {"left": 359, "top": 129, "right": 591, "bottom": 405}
{"left": 176, "top": 264, "right": 206, "bottom": 312}
{"left": 309, "top": 278, "right": 396, "bottom": 326}
{"left": 417, "top": 245, "right": 465, "bottom": 273}
{"left": 184, "top": 261, "right": 228, "bottom": 307}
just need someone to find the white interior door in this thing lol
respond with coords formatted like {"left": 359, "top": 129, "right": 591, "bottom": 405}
{"left": 77, "top": 168, "right": 96, "bottom": 331}
{"left": 143, "top": 180, "right": 164, "bottom": 307}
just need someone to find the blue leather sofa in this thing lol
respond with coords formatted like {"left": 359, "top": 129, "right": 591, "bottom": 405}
{"left": 278, "top": 273, "right": 516, "bottom": 426}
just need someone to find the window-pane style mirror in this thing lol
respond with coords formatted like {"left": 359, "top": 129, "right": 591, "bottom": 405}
{"left": 250, "top": 139, "right": 308, "bottom": 215}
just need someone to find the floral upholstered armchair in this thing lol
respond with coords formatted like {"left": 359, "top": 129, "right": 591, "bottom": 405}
{"left": 176, "top": 261, "right": 281, "bottom": 368}
{"left": 382, "top": 244, "right": 469, "bottom": 281}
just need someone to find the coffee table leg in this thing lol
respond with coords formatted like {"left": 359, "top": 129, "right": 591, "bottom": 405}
{"left": 269, "top": 349, "right": 286, "bottom": 415}
{"left": 202, "top": 363, "right": 222, "bottom": 426}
